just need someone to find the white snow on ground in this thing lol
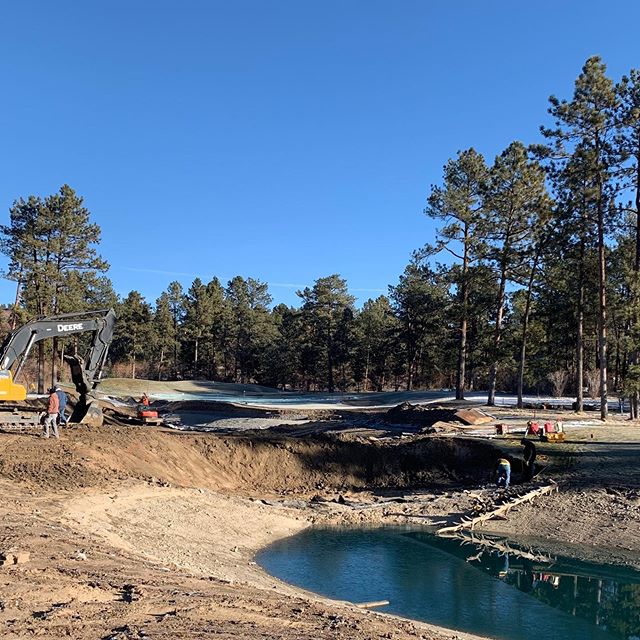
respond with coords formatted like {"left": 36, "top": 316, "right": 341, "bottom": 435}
{"left": 147, "top": 389, "right": 456, "bottom": 408}
{"left": 146, "top": 389, "right": 626, "bottom": 412}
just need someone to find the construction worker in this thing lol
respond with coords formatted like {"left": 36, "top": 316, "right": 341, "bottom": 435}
{"left": 43, "top": 387, "right": 60, "bottom": 439}
{"left": 55, "top": 385, "right": 69, "bottom": 426}
{"left": 496, "top": 457, "right": 511, "bottom": 489}
{"left": 521, "top": 438, "right": 537, "bottom": 482}
{"left": 140, "top": 393, "right": 150, "bottom": 406}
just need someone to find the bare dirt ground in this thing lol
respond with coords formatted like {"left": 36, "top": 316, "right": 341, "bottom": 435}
{"left": 1, "top": 397, "right": 640, "bottom": 640}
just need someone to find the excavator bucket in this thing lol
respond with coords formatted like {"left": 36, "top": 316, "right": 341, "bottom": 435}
{"left": 69, "top": 394, "right": 104, "bottom": 427}
{"left": 65, "top": 354, "right": 104, "bottom": 426}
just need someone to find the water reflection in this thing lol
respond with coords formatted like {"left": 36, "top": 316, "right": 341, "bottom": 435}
{"left": 416, "top": 531, "right": 640, "bottom": 638}
{"left": 258, "top": 527, "right": 640, "bottom": 640}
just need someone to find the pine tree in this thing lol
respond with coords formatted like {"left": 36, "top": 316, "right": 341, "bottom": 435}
{"left": 0, "top": 185, "right": 108, "bottom": 390}
{"left": 150, "top": 292, "right": 175, "bottom": 380}
{"left": 483, "top": 142, "right": 549, "bottom": 406}
{"left": 425, "top": 148, "right": 489, "bottom": 399}
{"left": 112, "top": 291, "right": 152, "bottom": 379}
{"left": 297, "top": 275, "right": 355, "bottom": 392}
{"left": 266, "top": 304, "right": 303, "bottom": 389}
{"left": 204, "top": 277, "right": 228, "bottom": 379}
{"left": 543, "top": 56, "right": 620, "bottom": 419}
{"left": 182, "top": 278, "right": 214, "bottom": 377}
{"left": 617, "top": 69, "right": 640, "bottom": 417}
{"left": 225, "top": 277, "right": 275, "bottom": 383}
{"left": 353, "top": 296, "right": 398, "bottom": 391}
{"left": 166, "top": 281, "right": 185, "bottom": 377}
{"left": 389, "top": 260, "right": 451, "bottom": 390}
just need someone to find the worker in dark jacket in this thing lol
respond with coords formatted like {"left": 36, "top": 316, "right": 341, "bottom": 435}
{"left": 521, "top": 438, "right": 537, "bottom": 482}
{"left": 55, "top": 386, "right": 68, "bottom": 426}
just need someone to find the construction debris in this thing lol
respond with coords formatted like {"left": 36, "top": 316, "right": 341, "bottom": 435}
{"left": 436, "top": 483, "right": 558, "bottom": 536}
{"left": 454, "top": 408, "right": 494, "bottom": 426}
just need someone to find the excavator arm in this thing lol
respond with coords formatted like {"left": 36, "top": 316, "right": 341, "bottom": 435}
{"left": 0, "top": 309, "right": 116, "bottom": 423}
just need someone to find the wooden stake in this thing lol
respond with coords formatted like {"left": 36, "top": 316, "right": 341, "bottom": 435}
{"left": 354, "top": 600, "right": 390, "bottom": 609}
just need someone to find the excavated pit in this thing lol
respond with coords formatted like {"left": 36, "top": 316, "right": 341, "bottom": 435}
{"left": 0, "top": 425, "right": 501, "bottom": 494}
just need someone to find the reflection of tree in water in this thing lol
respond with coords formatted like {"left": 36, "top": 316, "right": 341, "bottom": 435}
{"left": 599, "top": 583, "right": 640, "bottom": 638}
{"left": 409, "top": 531, "right": 640, "bottom": 637}
{"left": 501, "top": 564, "right": 640, "bottom": 638}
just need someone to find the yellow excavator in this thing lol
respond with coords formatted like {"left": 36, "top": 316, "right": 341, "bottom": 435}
{"left": 0, "top": 309, "right": 116, "bottom": 428}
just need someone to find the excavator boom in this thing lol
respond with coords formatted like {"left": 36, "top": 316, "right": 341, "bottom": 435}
{"left": 0, "top": 309, "right": 116, "bottom": 425}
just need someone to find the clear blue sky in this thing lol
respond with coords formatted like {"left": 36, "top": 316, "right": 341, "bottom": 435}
{"left": 1, "top": 1, "right": 638, "bottom": 308}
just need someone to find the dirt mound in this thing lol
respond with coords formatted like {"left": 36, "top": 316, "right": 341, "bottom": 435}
{"left": 0, "top": 426, "right": 500, "bottom": 493}
{"left": 384, "top": 402, "right": 458, "bottom": 427}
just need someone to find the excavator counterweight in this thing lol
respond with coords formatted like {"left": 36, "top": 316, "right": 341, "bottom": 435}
{"left": 0, "top": 370, "right": 27, "bottom": 402}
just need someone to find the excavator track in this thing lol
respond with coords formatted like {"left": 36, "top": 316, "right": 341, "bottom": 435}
{"left": 0, "top": 409, "right": 43, "bottom": 432}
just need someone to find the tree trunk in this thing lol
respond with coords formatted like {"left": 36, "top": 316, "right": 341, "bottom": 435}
{"left": 456, "top": 225, "right": 470, "bottom": 400}
{"left": 37, "top": 341, "right": 45, "bottom": 394}
{"left": 517, "top": 253, "right": 541, "bottom": 408}
{"left": 51, "top": 336, "right": 59, "bottom": 388}
{"left": 173, "top": 318, "right": 178, "bottom": 377}
{"left": 327, "top": 327, "right": 334, "bottom": 392}
{"left": 597, "top": 175, "right": 608, "bottom": 421}
{"left": 10, "top": 276, "right": 22, "bottom": 331}
{"left": 576, "top": 229, "right": 586, "bottom": 413}
{"left": 613, "top": 322, "right": 621, "bottom": 392}
{"left": 631, "top": 148, "right": 640, "bottom": 419}
{"left": 363, "top": 345, "right": 370, "bottom": 392}
{"left": 487, "top": 268, "right": 507, "bottom": 406}
{"left": 406, "top": 338, "right": 414, "bottom": 391}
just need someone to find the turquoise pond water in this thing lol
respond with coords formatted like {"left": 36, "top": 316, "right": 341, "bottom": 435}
{"left": 257, "top": 528, "right": 640, "bottom": 640}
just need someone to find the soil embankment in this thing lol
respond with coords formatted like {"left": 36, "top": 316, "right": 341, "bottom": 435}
{"left": 0, "top": 425, "right": 499, "bottom": 493}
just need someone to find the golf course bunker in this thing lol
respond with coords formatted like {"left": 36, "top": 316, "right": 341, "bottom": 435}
{"left": 258, "top": 527, "right": 639, "bottom": 640}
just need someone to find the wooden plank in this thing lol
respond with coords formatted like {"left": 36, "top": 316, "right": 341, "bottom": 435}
{"left": 454, "top": 408, "right": 494, "bottom": 425}
{"left": 354, "top": 600, "right": 390, "bottom": 609}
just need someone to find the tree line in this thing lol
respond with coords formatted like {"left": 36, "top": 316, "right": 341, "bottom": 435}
{"left": 2, "top": 57, "right": 640, "bottom": 419}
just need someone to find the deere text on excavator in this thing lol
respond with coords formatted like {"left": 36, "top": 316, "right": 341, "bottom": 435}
{"left": 0, "top": 308, "right": 116, "bottom": 428}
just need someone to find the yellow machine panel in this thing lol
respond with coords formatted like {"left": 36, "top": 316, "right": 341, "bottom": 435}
{"left": 0, "top": 370, "right": 27, "bottom": 402}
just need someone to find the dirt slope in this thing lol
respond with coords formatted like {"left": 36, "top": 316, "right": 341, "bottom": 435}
{"left": 0, "top": 426, "right": 499, "bottom": 493}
